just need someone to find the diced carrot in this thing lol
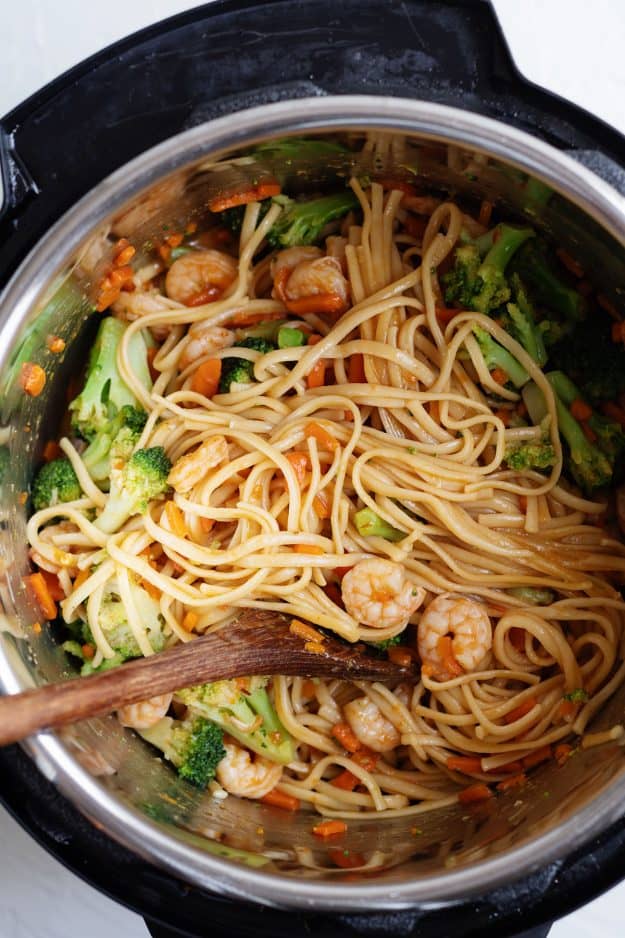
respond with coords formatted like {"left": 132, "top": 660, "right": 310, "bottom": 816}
{"left": 570, "top": 398, "right": 592, "bottom": 421}
{"left": 305, "top": 422, "right": 339, "bottom": 452}
{"left": 581, "top": 421, "right": 597, "bottom": 444}
{"left": 377, "top": 177, "right": 417, "bottom": 198}
{"left": 182, "top": 611, "right": 199, "bottom": 632}
{"left": 38, "top": 570, "right": 64, "bottom": 602}
{"left": 109, "top": 265, "right": 134, "bottom": 287}
{"left": 313, "top": 491, "right": 331, "bottom": 519}
{"left": 290, "top": 619, "right": 325, "bottom": 643}
{"left": 307, "top": 358, "right": 327, "bottom": 389}
{"left": 235, "top": 677, "right": 251, "bottom": 692}
{"left": 490, "top": 368, "right": 509, "bottom": 386}
{"left": 191, "top": 359, "right": 222, "bottom": 398}
{"left": 478, "top": 200, "right": 493, "bottom": 227}
{"left": 488, "top": 760, "right": 523, "bottom": 775}
{"left": 351, "top": 747, "right": 379, "bottom": 771}
{"left": 510, "top": 627, "right": 526, "bottom": 652}
{"left": 42, "top": 440, "right": 61, "bottom": 462}
{"left": 209, "top": 180, "right": 281, "bottom": 213}
{"left": 556, "top": 248, "right": 584, "bottom": 279}
{"left": 387, "top": 646, "right": 413, "bottom": 669}
{"left": 146, "top": 346, "right": 159, "bottom": 383}
{"left": 347, "top": 353, "right": 366, "bottom": 383}
{"left": 554, "top": 743, "right": 574, "bottom": 766}
{"left": 25, "top": 572, "right": 57, "bottom": 621}
{"left": 601, "top": 401, "right": 625, "bottom": 429}
{"left": 307, "top": 334, "right": 323, "bottom": 347}
{"left": 285, "top": 452, "right": 309, "bottom": 487}
{"left": 447, "top": 756, "right": 483, "bottom": 774}
{"left": 81, "top": 643, "right": 96, "bottom": 660}
{"left": 323, "top": 582, "right": 344, "bottom": 608}
{"left": 19, "top": 363, "right": 46, "bottom": 397}
{"left": 598, "top": 293, "right": 620, "bottom": 321}
{"left": 96, "top": 286, "right": 120, "bottom": 312}
{"left": 32, "top": 621, "right": 42, "bottom": 635}
{"left": 46, "top": 335, "right": 66, "bottom": 354}
{"left": 261, "top": 789, "right": 300, "bottom": 811}
{"left": 331, "top": 769, "right": 359, "bottom": 791}
{"left": 227, "top": 309, "right": 284, "bottom": 328}
{"left": 141, "top": 578, "right": 162, "bottom": 600}
{"left": 301, "top": 679, "right": 316, "bottom": 698}
{"left": 558, "top": 699, "right": 578, "bottom": 721}
{"left": 436, "top": 636, "right": 464, "bottom": 677}
{"left": 517, "top": 400, "right": 528, "bottom": 418}
{"left": 331, "top": 723, "right": 361, "bottom": 753}
{"left": 327, "top": 847, "right": 365, "bottom": 869}
{"left": 73, "top": 568, "right": 90, "bottom": 591}
{"left": 305, "top": 640, "right": 326, "bottom": 655}
{"left": 18, "top": 491, "right": 28, "bottom": 505}
{"left": 165, "top": 501, "right": 188, "bottom": 539}
{"left": 522, "top": 745, "right": 552, "bottom": 770}
{"left": 273, "top": 266, "right": 290, "bottom": 303}
{"left": 113, "top": 239, "right": 136, "bottom": 267}
{"left": 435, "top": 306, "right": 459, "bottom": 325}
{"left": 496, "top": 773, "right": 527, "bottom": 793}
{"left": 293, "top": 543, "right": 324, "bottom": 555}
{"left": 312, "top": 820, "right": 347, "bottom": 839}
{"left": 504, "top": 696, "right": 538, "bottom": 724}
{"left": 165, "top": 232, "right": 184, "bottom": 249}
{"left": 285, "top": 293, "right": 346, "bottom": 316}
{"left": 493, "top": 408, "right": 511, "bottom": 428}
{"left": 458, "top": 783, "right": 492, "bottom": 804}
{"left": 199, "top": 516, "right": 214, "bottom": 533}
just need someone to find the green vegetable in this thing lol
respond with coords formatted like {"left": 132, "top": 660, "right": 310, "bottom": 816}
{"left": 471, "top": 325, "right": 529, "bottom": 388}
{"left": 507, "top": 587, "right": 555, "bottom": 605}
{"left": 563, "top": 688, "right": 589, "bottom": 703}
{"left": 511, "top": 240, "right": 588, "bottom": 322}
{"left": 218, "top": 337, "right": 276, "bottom": 393}
{"left": 547, "top": 371, "right": 625, "bottom": 474}
{"left": 549, "top": 317, "right": 625, "bottom": 404}
{"left": 504, "top": 275, "right": 547, "bottom": 367}
{"left": 141, "top": 715, "right": 226, "bottom": 788}
{"left": 176, "top": 677, "right": 294, "bottom": 765}
{"left": 81, "top": 405, "right": 148, "bottom": 486}
{"left": 0, "top": 446, "right": 9, "bottom": 485}
{"left": 354, "top": 507, "right": 406, "bottom": 541}
{"left": 277, "top": 326, "right": 306, "bottom": 348}
{"left": 94, "top": 446, "right": 171, "bottom": 533}
{"left": 253, "top": 137, "right": 348, "bottom": 162}
{"left": 504, "top": 438, "right": 556, "bottom": 472}
{"left": 32, "top": 458, "right": 81, "bottom": 511}
{"left": 220, "top": 197, "right": 274, "bottom": 235}
{"left": 69, "top": 317, "right": 153, "bottom": 440}
{"left": 266, "top": 192, "right": 358, "bottom": 249}
{"left": 367, "top": 633, "right": 404, "bottom": 652}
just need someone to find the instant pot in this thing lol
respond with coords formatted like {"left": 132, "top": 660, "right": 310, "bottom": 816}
{"left": 2, "top": 2, "right": 625, "bottom": 936}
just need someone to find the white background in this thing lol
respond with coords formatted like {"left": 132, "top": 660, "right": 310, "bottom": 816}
{"left": 1, "top": 2, "right": 625, "bottom": 936}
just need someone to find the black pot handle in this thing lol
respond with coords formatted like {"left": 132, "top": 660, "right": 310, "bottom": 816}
{"left": 0, "top": 125, "right": 38, "bottom": 225}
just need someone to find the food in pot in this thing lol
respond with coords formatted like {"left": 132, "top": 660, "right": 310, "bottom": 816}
{"left": 25, "top": 136, "right": 625, "bottom": 820}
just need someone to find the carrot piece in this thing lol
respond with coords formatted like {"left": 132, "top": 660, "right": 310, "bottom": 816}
{"left": 328, "top": 847, "right": 365, "bottom": 869}
{"left": 301, "top": 679, "right": 316, "bottom": 698}
{"left": 331, "top": 723, "right": 361, "bottom": 753}
{"left": 570, "top": 398, "right": 592, "bottom": 421}
{"left": 581, "top": 421, "right": 597, "bottom": 444}
{"left": 555, "top": 743, "right": 574, "bottom": 766}
{"left": 333, "top": 565, "right": 354, "bottom": 579}
{"left": 209, "top": 180, "right": 281, "bottom": 213}
{"left": 558, "top": 699, "right": 578, "bottom": 722}
{"left": 227, "top": 309, "right": 284, "bottom": 328}
{"left": 46, "top": 335, "right": 66, "bottom": 354}
{"left": 285, "top": 452, "right": 309, "bottom": 487}
{"left": 351, "top": 747, "right": 379, "bottom": 771}
{"left": 388, "top": 646, "right": 413, "bottom": 669}
{"left": 505, "top": 696, "right": 538, "bottom": 724}
{"left": 19, "top": 363, "right": 46, "bottom": 397}
{"left": 191, "top": 359, "right": 222, "bottom": 398}
{"left": 488, "top": 760, "right": 523, "bottom": 775}
{"left": 42, "top": 440, "right": 61, "bottom": 462}
{"left": 496, "top": 773, "right": 527, "bottom": 792}
{"left": 290, "top": 619, "right": 325, "bottom": 643}
{"left": 141, "top": 578, "right": 162, "bottom": 600}
{"left": 199, "top": 516, "right": 214, "bottom": 534}
{"left": 313, "top": 491, "right": 331, "bottom": 519}
{"left": 436, "top": 636, "right": 464, "bottom": 677}
{"left": 447, "top": 756, "right": 483, "bottom": 774}
{"left": 147, "top": 346, "right": 159, "bottom": 383}
{"left": 458, "top": 783, "right": 492, "bottom": 804}
{"left": 305, "top": 422, "right": 339, "bottom": 452}
{"left": 490, "top": 367, "right": 509, "bottom": 386}
{"left": 556, "top": 248, "right": 584, "bottom": 279}
{"left": 304, "top": 640, "right": 327, "bottom": 655}
{"left": 307, "top": 358, "right": 327, "bottom": 389}
{"left": 377, "top": 177, "right": 417, "bottom": 198}
{"left": 285, "top": 293, "right": 346, "bottom": 316}
{"left": 522, "top": 745, "right": 552, "bottom": 770}
{"left": 510, "top": 627, "right": 526, "bottom": 652}
{"left": 518, "top": 495, "right": 528, "bottom": 512}
{"left": 348, "top": 354, "right": 366, "bottom": 383}
{"left": 73, "top": 568, "right": 90, "bottom": 591}
{"left": 601, "top": 401, "right": 625, "bottom": 429}
{"left": 435, "top": 306, "right": 459, "bottom": 325}
{"left": 312, "top": 820, "right": 347, "bottom": 839}
{"left": 261, "top": 789, "right": 300, "bottom": 811}
{"left": 39, "top": 570, "right": 64, "bottom": 602}
{"left": 331, "top": 769, "right": 359, "bottom": 791}
{"left": 598, "top": 293, "right": 621, "bottom": 321}
{"left": 293, "top": 543, "right": 324, "bottom": 555}
{"left": 493, "top": 408, "right": 510, "bottom": 428}
{"left": 182, "top": 611, "right": 199, "bottom": 632}
{"left": 478, "top": 200, "right": 493, "bottom": 227}
{"left": 165, "top": 501, "right": 188, "bottom": 539}
{"left": 307, "top": 334, "right": 323, "bottom": 347}
{"left": 323, "top": 582, "right": 344, "bottom": 608}
{"left": 25, "top": 572, "right": 57, "bottom": 620}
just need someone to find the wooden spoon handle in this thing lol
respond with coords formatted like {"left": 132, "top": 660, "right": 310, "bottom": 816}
{"left": 0, "top": 610, "right": 417, "bottom": 746}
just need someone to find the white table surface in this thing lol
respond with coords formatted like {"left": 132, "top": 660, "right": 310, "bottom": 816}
{"left": 1, "top": 2, "right": 625, "bottom": 936}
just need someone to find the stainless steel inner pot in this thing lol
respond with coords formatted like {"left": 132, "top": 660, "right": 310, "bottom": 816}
{"left": 2, "top": 96, "right": 625, "bottom": 912}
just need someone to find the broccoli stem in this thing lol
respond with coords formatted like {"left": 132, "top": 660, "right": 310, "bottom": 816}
{"left": 546, "top": 372, "right": 612, "bottom": 492}
{"left": 471, "top": 326, "right": 529, "bottom": 388}
{"left": 354, "top": 507, "right": 406, "bottom": 541}
{"left": 267, "top": 192, "right": 359, "bottom": 249}
{"left": 480, "top": 225, "right": 534, "bottom": 273}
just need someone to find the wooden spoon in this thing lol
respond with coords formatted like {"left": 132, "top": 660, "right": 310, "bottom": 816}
{"left": 0, "top": 609, "right": 419, "bottom": 747}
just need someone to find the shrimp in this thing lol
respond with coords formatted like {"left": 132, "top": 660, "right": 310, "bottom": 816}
{"left": 165, "top": 249, "right": 238, "bottom": 305}
{"left": 112, "top": 176, "right": 186, "bottom": 237}
{"left": 341, "top": 558, "right": 425, "bottom": 629}
{"left": 113, "top": 289, "right": 183, "bottom": 342}
{"left": 272, "top": 246, "right": 350, "bottom": 313}
{"left": 417, "top": 593, "right": 492, "bottom": 680}
{"left": 167, "top": 435, "right": 229, "bottom": 493}
{"left": 117, "top": 693, "right": 172, "bottom": 730}
{"left": 216, "top": 741, "right": 283, "bottom": 799}
{"left": 179, "top": 324, "right": 235, "bottom": 370}
{"left": 343, "top": 696, "right": 401, "bottom": 753}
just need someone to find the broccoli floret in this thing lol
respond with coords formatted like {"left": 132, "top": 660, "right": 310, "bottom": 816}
{"left": 507, "top": 587, "right": 555, "bottom": 605}
{"left": 354, "top": 507, "right": 406, "bottom": 541}
{"left": 266, "top": 192, "right": 358, "bottom": 249}
{"left": 69, "top": 317, "right": 153, "bottom": 440}
{"left": 504, "top": 439, "right": 556, "bottom": 472}
{"left": 444, "top": 225, "right": 534, "bottom": 314}
{"left": 471, "top": 325, "right": 529, "bottom": 388}
{"left": 32, "top": 458, "right": 81, "bottom": 511}
{"left": 511, "top": 240, "right": 588, "bottom": 322}
{"left": 82, "top": 405, "right": 148, "bottom": 485}
{"left": 548, "top": 370, "right": 625, "bottom": 472}
{"left": 220, "top": 197, "right": 274, "bottom": 235}
{"left": 141, "top": 715, "right": 225, "bottom": 788}
{"left": 549, "top": 317, "right": 625, "bottom": 404}
{"left": 504, "top": 274, "right": 547, "bottom": 367}
{"left": 366, "top": 633, "right": 404, "bottom": 653}
{"left": 94, "top": 446, "right": 171, "bottom": 533}
{"left": 176, "top": 677, "right": 295, "bottom": 765}
{"left": 218, "top": 337, "right": 276, "bottom": 393}
{"left": 538, "top": 318, "right": 572, "bottom": 349}
{"left": 563, "top": 688, "right": 589, "bottom": 703}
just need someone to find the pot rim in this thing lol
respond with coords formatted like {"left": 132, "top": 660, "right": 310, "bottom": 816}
{"left": 2, "top": 94, "right": 625, "bottom": 911}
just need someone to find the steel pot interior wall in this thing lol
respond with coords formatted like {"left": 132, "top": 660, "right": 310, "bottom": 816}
{"left": 1, "top": 97, "right": 625, "bottom": 911}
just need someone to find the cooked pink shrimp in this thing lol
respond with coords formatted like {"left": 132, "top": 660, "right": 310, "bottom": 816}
{"left": 417, "top": 593, "right": 492, "bottom": 680}
{"left": 167, "top": 435, "right": 229, "bottom": 493}
{"left": 341, "top": 558, "right": 425, "bottom": 629}
{"left": 271, "top": 246, "right": 323, "bottom": 280}
{"left": 179, "top": 324, "right": 235, "bottom": 370}
{"left": 272, "top": 246, "right": 350, "bottom": 314}
{"left": 343, "top": 696, "right": 400, "bottom": 753}
{"left": 117, "top": 693, "right": 173, "bottom": 730}
{"left": 112, "top": 176, "right": 185, "bottom": 237}
{"left": 165, "top": 249, "right": 237, "bottom": 305}
{"left": 216, "top": 742, "right": 283, "bottom": 799}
